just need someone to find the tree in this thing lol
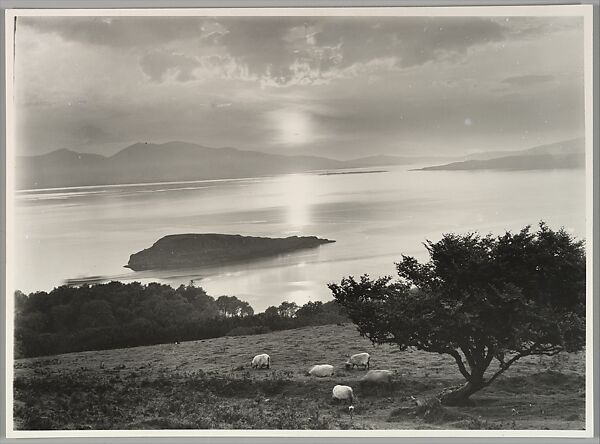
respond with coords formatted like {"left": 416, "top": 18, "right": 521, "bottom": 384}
{"left": 14, "top": 290, "right": 28, "bottom": 314}
{"left": 329, "top": 223, "right": 586, "bottom": 406}
{"left": 295, "top": 301, "right": 324, "bottom": 320}
{"left": 216, "top": 295, "right": 254, "bottom": 317}
{"left": 49, "top": 304, "right": 73, "bottom": 332}
{"left": 175, "top": 284, "right": 209, "bottom": 304}
{"left": 238, "top": 301, "right": 254, "bottom": 317}
{"left": 153, "top": 295, "right": 193, "bottom": 327}
{"left": 263, "top": 306, "right": 280, "bottom": 318}
{"left": 277, "top": 301, "right": 299, "bottom": 318}
{"left": 78, "top": 300, "right": 116, "bottom": 329}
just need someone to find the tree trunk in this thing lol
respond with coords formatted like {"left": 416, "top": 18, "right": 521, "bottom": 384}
{"left": 438, "top": 380, "right": 484, "bottom": 406}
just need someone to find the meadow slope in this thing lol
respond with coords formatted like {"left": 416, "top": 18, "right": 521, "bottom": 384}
{"left": 13, "top": 323, "right": 586, "bottom": 430}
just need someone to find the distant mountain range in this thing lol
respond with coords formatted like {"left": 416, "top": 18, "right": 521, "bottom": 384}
{"left": 417, "top": 138, "right": 585, "bottom": 172}
{"left": 15, "top": 138, "right": 586, "bottom": 190}
{"left": 15, "top": 141, "right": 438, "bottom": 190}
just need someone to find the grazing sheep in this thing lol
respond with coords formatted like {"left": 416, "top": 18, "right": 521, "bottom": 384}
{"left": 251, "top": 353, "right": 270, "bottom": 369}
{"left": 332, "top": 385, "right": 354, "bottom": 403}
{"left": 360, "top": 369, "right": 393, "bottom": 384}
{"left": 307, "top": 364, "right": 334, "bottom": 377}
{"left": 360, "top": 369, "right": 394, "bottom": 394}
{"left": 345, "top": 352, "right": 370, "bottom": 370}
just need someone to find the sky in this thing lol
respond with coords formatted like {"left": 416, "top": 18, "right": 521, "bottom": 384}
{"left": 13, "top": 13, "right": 586, "bottom": 159}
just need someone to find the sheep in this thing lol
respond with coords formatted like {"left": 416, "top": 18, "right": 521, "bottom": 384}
{"left": 360, "top": 369, "right": 393, "bottom": 384}
{"left": 307, "top": 364, "right": 334, "bottom": 377}
{"left": 251, "top": 353, "right": 270, "bottom": 369}
{"left": 332, "top": 385, "right": 354, "bottom": 404}
{"left": 345, "top": 352, "right": 370, "bottom": 370}
{"left": 360, "top": 369, "right": 394, "bottom": 393}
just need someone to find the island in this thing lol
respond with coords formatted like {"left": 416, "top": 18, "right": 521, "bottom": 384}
{"left": 125, "top": 233, "right": 336, "bottom": 271}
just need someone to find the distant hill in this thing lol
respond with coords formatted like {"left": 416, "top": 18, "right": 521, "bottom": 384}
{"left": 417, "top": 138, "right": 585, "bottom": 171}
{"left": 418, "top": 153, "right": 585, "bottom": 172}
{"left": 18, "top": 138, "right": 584, "bottom": 189}
{"left": 343, "top": 154, "right": 450, "bottom": 168}
{"left": 15, "top": 141, "right": 436, "bottom": 190}
{"left": 16, "top": 149, "right": 111, "bottom": 189}
{"left": 126, "top": 233, "right": 335, "bottom": 271}
{"left": 16, "top": 142, "right": 343, "bottom": 189}
{"left": 460, "top": 138, "right": 585, "bottom": 161}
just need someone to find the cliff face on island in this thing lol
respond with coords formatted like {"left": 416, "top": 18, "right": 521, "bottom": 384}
{"left": 125, "top": 233, "right": 335, "bottom": 271}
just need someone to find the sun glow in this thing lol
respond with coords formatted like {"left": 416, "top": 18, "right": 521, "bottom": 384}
{"left": 273, "top": 109, "right": 313, "bottom": 146}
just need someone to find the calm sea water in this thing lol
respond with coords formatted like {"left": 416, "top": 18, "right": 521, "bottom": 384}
{"left": 12, "top": 167, "right": 586, "bottom": 311}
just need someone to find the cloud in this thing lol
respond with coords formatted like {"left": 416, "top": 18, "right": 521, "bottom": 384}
{"left": 19, "top": 16, "right": 214, "bottom": 48}
{"left": 502, "top": 74, "right": 555, "bottom": 87}
{"left": 500, "top": 16, "right": 583, "bottom": 39}
{"left": 211, "top": 101, "right": 232, "bottom": 109}
{"left": 217, "top": 16, "right": 510, "bottom": 86}
{"left": 19, "top": 15, "right": 582, "bottom": 88}
{"left": 314, "top": 17, "right": 507, "bottom": 68}
{"left": 139, "top": 50, "right": 201, "bottom": 82}
{"left": 19, "top": 15, "right": 515, "bottom": 87}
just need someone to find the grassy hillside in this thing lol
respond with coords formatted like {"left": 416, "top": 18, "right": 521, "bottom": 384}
{"left": 14, "top": 323, "right": 585, "bottom": 431}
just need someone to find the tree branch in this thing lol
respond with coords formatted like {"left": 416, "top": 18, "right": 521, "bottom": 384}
{"left": 447, "top": 349, "right": 472, "bottom": 381}
{"left": 483, "top": 352, "right": 528, "bottom": 387}
{"left": 484, "top": 344, "right": 495, "bottom": 368}
{"left": 459, "top": 343, "right": 477, "bottom": 371}
{"left": 475, "top": 340, "right": 486, "bottom": 363}
{"left": 531, "top": 343, "right": 563, "bottom": 356}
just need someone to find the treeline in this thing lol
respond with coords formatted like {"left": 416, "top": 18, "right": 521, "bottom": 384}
{"left": 14, "top": 282, "right": 348, "bottom": 358}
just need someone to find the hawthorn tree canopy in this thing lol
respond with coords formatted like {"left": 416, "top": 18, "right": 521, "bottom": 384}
{"left": 329, "top": 223, "right": 586, "bottom": 405}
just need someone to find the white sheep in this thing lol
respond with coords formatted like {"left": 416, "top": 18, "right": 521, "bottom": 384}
{"left": 332, "top": 385, "right": 354, "bottom": 403}
{"left": 307, "top": 364, "right": 334, "bottom": 377}
{"left": 251, "top": 353, "right": 270, "bottom": 369}
{"left": 360, "top": 369, "right": 394, "bottom": 394}
{"left": 345, "top": 352, "right": 370, "bottom": 370}
{"left": 360, "top": 369, "right": 393, "bottom": 384}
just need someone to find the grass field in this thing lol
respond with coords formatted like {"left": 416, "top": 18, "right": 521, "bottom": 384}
{"left": 13, "top": 323, "right": 586, "bottom": 430}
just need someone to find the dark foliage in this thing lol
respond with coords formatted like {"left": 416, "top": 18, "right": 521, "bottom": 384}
{"left": 329, "top": 223, "right": 586, "bottom": 405}
{"left": 14, "top": 282, "right": 348, "bottom": 358}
